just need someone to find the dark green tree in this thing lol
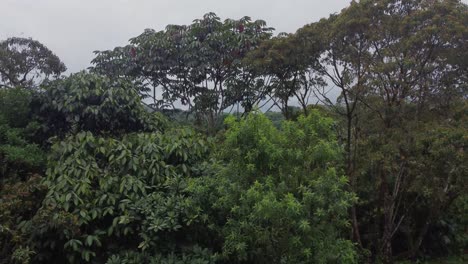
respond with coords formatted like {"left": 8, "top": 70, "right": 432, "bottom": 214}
{"left": 26, "top": 129, "right": 214, "bottom": 263}
{"left": 0, "top": 37, "right": 66, "bottom": 89}
{"left": 91, "top": 13, "right": 273, "bottom": 132}
{"left": 38, "top": 71, "right": 165, "bottom": 138}
{"left": 0, "top": 88, "right": 47, "bottom": 264}
{"left": 295, "top": 0, "right": 467, "bottom": 262}
{"left": 245, "top": 33, "right": 324, "bottom": 118}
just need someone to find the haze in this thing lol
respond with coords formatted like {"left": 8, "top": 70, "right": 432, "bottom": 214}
{"left": 1, "top": 0, "right": 351, "bottom": 73}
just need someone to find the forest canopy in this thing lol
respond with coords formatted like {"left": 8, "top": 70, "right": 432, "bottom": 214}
{"left": 0, "top": 0, "right": 467, "bottom": 264}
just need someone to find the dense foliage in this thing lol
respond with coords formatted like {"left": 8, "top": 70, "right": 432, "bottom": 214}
{"left": 38, "top": 72, "right": 166, "bottom": 137}
{"left": 0, "top": 1, "right": 466, "bottom": 263}
{"left": 193, "top": 111, "right": 357, "bottom": 263}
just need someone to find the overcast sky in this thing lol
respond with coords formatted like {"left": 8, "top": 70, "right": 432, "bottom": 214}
{"left": 1, "top": 0, "right": 353, "bottom": 73}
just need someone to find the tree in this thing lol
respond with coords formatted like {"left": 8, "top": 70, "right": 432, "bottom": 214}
{"left": 0, "top": 88, "right": 45, "bottom": 179}
{"left": 38, "top": 71, "right": 166, "bottom": 138}
{"left": 245, "top": 33, "right": 324, "bottom": 118}
{"left": 0, "top": 5, "right": 466, "bottom": 264}
{"left": 295, "top": 0, "right": 467, "bottom": 262}
{"left": 295, "top": 1, "right": 372, "bottom": 248}
{"left": 6, "top": 71, "right": 216, "bottom": 263}
{"left": 356, "top": 1, "right": 467, "bottom": 261}
{"left": 191, "top": 111, "right": 357, "bottom": 263}
{"left": 91, "top": 13, "right": 273, "bottom": 132}
{"left": 0, "top": 37, "right": 66, "bottom": 89}
{"left": 0, "top": 88, "right": 47, "bottom": 264}
{"left": 25, "top": 129, "right": 214, "bottom": 263}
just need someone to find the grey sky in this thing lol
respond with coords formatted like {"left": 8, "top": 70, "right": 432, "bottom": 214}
{"left": 1, "top": 0, "right": 351, "bottom": 73}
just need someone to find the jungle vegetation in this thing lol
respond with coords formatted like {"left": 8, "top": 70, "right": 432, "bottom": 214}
{"left": 0, "top": 0, "right": 467, "bottom": 263}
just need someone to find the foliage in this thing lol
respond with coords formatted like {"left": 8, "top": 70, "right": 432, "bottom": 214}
{"left": 0, "top": 175, "right": 46, "bottom": 264}
{"left": 0, "top": 87, "right": 32, "bottom": 128}
{"left": 38, "top": 72, "right": 166, "bottom": 137}
{"left": 191, "top": 111, "right": 357, "bottom": 263}
{"left": 105, "top": 246, "right": 217, "bottom": 264}
{"left": 0, "top": 88, "right": 46, "bottom": 264}
{"left": 92, "top": 13, "right": 273, "bottom": 131}
{"left": 0, "top": 88, "right": 44, "bottom": 179}
{"left": 0, "top": 125, "right": 44, "bottom": 178}
{"left": 294, "top": 0, "right": 468, "bottom": 262}
{"left": 396, "top": 254, "right": 467, "bottom": 264}
{"left": 0, "top": 2, "right": 466, "bottom": 263}
{"left": 24, "top": 129, "right": 212, "bottom": 263}
{"left": 244, "top": 33, "right": 324, "bottom": 117}
{"left": 0, "top": 37, "right": 66, "bottom": 89}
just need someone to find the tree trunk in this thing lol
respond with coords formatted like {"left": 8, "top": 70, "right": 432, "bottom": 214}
{"left": 381, "top": 198, "right": 395, "bottom": 264}
{"left": 345, "top": 113, "right": 363, "bottom": 247}
{"left": 379, "top": 157, "right": 394, "bottom": 263}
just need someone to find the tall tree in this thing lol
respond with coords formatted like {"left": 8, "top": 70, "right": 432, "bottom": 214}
{"left": 296, "top": 0, "right": 372, "bottom": 247}
{"left": 91, "top": 13, "right": 273, "bottom": 131}
{"left": 296, "top": 0, "right": 467, "bottom": 262}
{"left": 359, "top": 0, "right": 467, "bottom": 261}
{"left": 245, "top": 33, "right": 324, "bottom": 118}
{"left": 0, "top": 37, "right": 66, "bottom": 89}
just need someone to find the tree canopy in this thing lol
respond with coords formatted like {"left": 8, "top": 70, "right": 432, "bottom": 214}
{"left": 0, "top": 37, "right": 66, "bottom": 89}
{"left": 1, "top": 2, "right": 467, "bottom": 264}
